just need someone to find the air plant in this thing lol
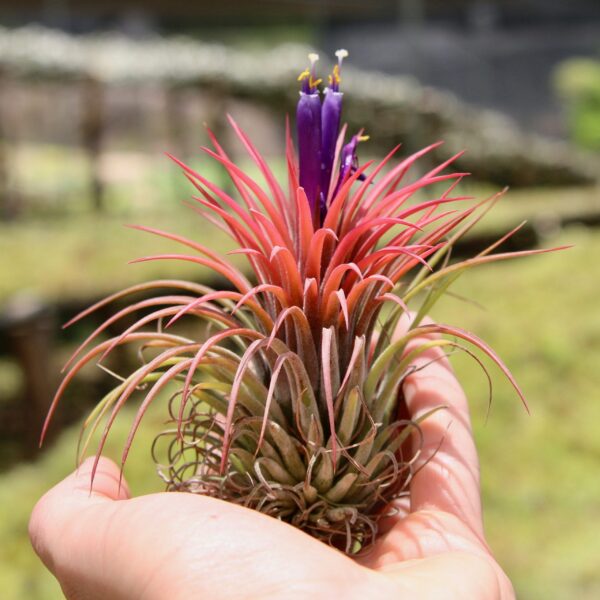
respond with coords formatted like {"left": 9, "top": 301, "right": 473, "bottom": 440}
{"left": 43, "top": 51, "right": 559, "bottom": 554}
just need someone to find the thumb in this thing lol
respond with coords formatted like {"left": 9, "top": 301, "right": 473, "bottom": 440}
{"left": 29, "top": 456, "right": 131, "bottom": 563}
{"left": 28, "top": 457, "right": 140, "bottom": 600}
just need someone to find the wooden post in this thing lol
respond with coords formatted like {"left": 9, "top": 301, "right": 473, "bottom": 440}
{"left": 80, "top": 76, "right": 105, "bottom": 212}
{"left": 165, "top": 85, "right": 189, "bottom": 158}
{"left": 203, "top": 85, "right": 228, "bottom": 143}
{"left": 0, "top": 69, "right": 16, "bottom": 220}
{"left": 1, "top": 294, "right": 55, "bottom": 456}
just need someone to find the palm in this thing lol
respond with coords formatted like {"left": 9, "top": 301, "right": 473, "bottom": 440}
{"left": 30, "top": 330, "right": 514, "bottom": 599}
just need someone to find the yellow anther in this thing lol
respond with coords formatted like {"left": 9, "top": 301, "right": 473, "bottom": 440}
{"left": 328, "top": 50, "right": 346, "bottom": 89}
{"left": 332, "top": 64, "right": 341, "bottom": 85}
{"left": 297, "top": 68, "right": 310, "bottom": 82}
{"left": 358, "top": 135, "right": 370, "bottom": 142}
{"left": 308, "top": 53, "right": 320, "bottom": 88}
{"left": 299, "top": 54, "right": 321, "bottom": 89}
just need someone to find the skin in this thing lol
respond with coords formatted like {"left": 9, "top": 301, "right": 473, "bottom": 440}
{"left": 30, "top": 317, "right": 515, "bottom": 599}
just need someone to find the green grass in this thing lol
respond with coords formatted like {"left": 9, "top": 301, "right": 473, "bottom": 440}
{"left": 0, "top": 223, "right": 598, "bottom": 599}
{"left": 1, "top": 144, "right": 234, "bottom": 302}
{"left": 0, "top": 210, "right": 233, "bottom": 303}
{"left": 455, "top": 181, "right": 600, "bottom": 241}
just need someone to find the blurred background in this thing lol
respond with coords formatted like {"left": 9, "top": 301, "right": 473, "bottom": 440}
{"left": 0, "top": 1, "right": 599, "bottom": 598}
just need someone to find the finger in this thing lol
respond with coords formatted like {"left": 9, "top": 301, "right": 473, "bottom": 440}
{"left": 29, "top": 458, "right": 386, "bottom": 600}
{"left": 385, "top": 550, "right": 514, "bottom": 600}
{"left": 400, "top": 318, "right": 484, "bottom": 536}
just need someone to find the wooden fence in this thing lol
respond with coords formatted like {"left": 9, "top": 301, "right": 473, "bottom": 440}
{"left": 0, "top": 25, "right": 596, "bottom": 221}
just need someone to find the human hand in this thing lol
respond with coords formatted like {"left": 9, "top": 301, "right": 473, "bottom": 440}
{"left": 30, "top": 322, "right": 515, "bottom": 600}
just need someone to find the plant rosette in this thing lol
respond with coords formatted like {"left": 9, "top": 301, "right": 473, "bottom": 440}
{"left": 43, "top": 51, "right": 562, "bottom": 555}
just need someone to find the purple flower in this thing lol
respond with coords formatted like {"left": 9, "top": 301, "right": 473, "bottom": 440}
{"left": 332, "top": 133, "right": 369, "bottom": 199}
{"left": 320, "top": 50, "right": 347, "bottom": 218}
{"left": 296, "top": 50, "right": 366, "bottom": 226}
{"left": 297, "top": 53, "right": 322, "bottom": 222}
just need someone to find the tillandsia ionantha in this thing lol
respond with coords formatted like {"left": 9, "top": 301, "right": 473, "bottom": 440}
{"left": 42, "top": 51, "right": 561, "bottom": 554}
